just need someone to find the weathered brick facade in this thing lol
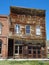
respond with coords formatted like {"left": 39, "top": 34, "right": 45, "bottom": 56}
{"left": 0, "top": 6, "right": 47, "bottom": 59}
{"left": 0, "top": 15, "right": 9, "bottom": 58}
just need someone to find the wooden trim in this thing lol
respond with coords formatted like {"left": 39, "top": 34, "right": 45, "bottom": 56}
{"left": 10, "top": 6, "right": 45, "bottom": 16}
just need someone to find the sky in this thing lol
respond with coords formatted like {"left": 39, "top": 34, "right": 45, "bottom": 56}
{"left": 0, "top": 0, "right": 49, "bottom": 40}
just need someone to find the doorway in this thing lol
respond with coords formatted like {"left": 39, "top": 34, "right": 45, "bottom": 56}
{"left": 8, "top": 39, "right": 14, "bottom": 58}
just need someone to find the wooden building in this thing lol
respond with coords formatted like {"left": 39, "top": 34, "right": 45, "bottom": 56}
{"left": 0, "top": 6, "right": 47, "bottom": 59}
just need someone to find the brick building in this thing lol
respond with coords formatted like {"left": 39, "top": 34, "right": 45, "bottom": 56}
{"left": 0, "top": 15, "right": 9, "bottom": 58}
{"left": 0, "top": 6, "right": 47, "bottom": 59}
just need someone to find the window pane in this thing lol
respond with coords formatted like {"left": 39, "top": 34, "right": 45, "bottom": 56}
{"left": 15, "top": 24, "right": 20, "bottom": 34}
{"left": 15, "top": 46, "right": 18, "bottom": 50}
{"left": 33, "top": 46, "right": 36, "bottom": 49}
{"left": 26, "top": 25, "right": 30, "bottom": 29}
{"left": 19, "top": 46, "right": 22, "bottom": 54}
{"left": 28, "top": 46, "right": 32, "bottom": 54}
{"left": 26, "top": 25, "right": 30, "bottom": 34}
{"left": 19, "top": 50, "right": 22, "bottom": 54}
{"left": 0, "top": 43, "right": 2, "bottom": 47}
{"left": 33, "top": 51, "right": 36, "bottom": 54}
{"left": 36, "top": 29, "right": 41, "bottom": 35}
{"left": 19, "top": 46, "right": 22, "bottom": 49}
{"left": 37, "top": 50, "right": 41, "bottom": 54}
{"left": 15, "top": 40, "right": 19, "bottom": 44}
{"left": 28, "top": 46, "right": 32, "bottom": 49}
{"left": 26, "top": 30, "right": 30, "bottom": 33}
{"left": 36, "top": 26, "right": 41, "bottom": 35}
{"left": 15, "top": 45, "right": 23, "bottom": 54}
{"left": 28, "top": 50, "right": 32, "bottom": 54}
{"left": 15, "top": 46, "right": 18, "bottom": 54}
{"left": 15, "top": 50, "right": 18, "bottom": 53}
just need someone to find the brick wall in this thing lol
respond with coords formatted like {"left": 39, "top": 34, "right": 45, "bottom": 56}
{"left": 0, "top": 16, "right": 9, "bottom": 58}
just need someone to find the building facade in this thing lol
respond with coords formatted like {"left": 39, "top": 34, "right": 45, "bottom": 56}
{"left": 0, "top": 15, "right": 9, "bottom": 58}
{"left": 0, "top": 6, "right": 47, "bottom": 59}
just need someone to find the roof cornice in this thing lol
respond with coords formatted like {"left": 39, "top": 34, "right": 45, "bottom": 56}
{"left": 10, "top": 6, "right": 45, "bottom": 16}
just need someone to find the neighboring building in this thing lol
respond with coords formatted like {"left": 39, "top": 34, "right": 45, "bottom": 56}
{"left": 0, "top": 6, "right": 47, "bottom": 59}
{"left": 0, "top": 15, "right": 9, "bottom": 58}
{"left": 46, "top": 40, "right": 49, "bottom": 58}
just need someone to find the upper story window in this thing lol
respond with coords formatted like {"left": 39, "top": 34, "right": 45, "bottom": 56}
{"left": 15, "top": 24, "right": 20, "bottom": 34}
{"left": 36, "top": 25, "right": 41, "bottom": 35}
{"left": 26, "top": 25, "right": 30, "bottom": 34}
{"left": 0, "top": 23, "right": 2, "bottom": 34}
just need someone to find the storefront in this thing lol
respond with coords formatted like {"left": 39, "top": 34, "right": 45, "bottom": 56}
{"left": 8, "top": 38, "right": 46, "bottom": 58}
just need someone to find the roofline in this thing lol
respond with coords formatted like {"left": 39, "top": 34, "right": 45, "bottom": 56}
{"left": 0, "top": 15, "right": 8, "bottom": 18}
{"left": 10, "top": 6, "right": 45, "bottom": 16}
{"left": 10, "top": 6, "right": 46, "bottom": 11}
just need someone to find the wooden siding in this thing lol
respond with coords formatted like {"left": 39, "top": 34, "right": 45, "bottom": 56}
{"left": 9, "top": 6, "right": 47, "bottom": 58}
{"left": 9, "top": 13, "right": 46, "bottom": 40}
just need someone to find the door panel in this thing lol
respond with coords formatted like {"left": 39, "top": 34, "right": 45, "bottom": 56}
{"left": 8, "top": 39, "right": 14, "bottom": 58}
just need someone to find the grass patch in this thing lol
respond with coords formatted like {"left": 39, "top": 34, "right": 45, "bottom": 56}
{"left": 0, "top": 60, "right": 49, "bottom": 65}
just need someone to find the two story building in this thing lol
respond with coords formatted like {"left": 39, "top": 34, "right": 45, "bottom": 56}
{"left": 0, "top": 6, "right": 47, "bottom": 59}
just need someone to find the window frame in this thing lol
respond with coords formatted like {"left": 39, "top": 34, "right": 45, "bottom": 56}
{"left": 15, "top": 45, "right": 19, "bottom": 55}
{"left": 25, "top": 25, "right": 30, "bottom": 35}
{"left": 14, "top": 45, "right": 23, "bottom": 55}
{"left": 28, "top": 46, "right": 32, "bottom": 54}
{"left": 36, "top": 25, "right": 41, "bottom": 36}
{"left": 15, "top": 24, "right": 20, "bottom": 34}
